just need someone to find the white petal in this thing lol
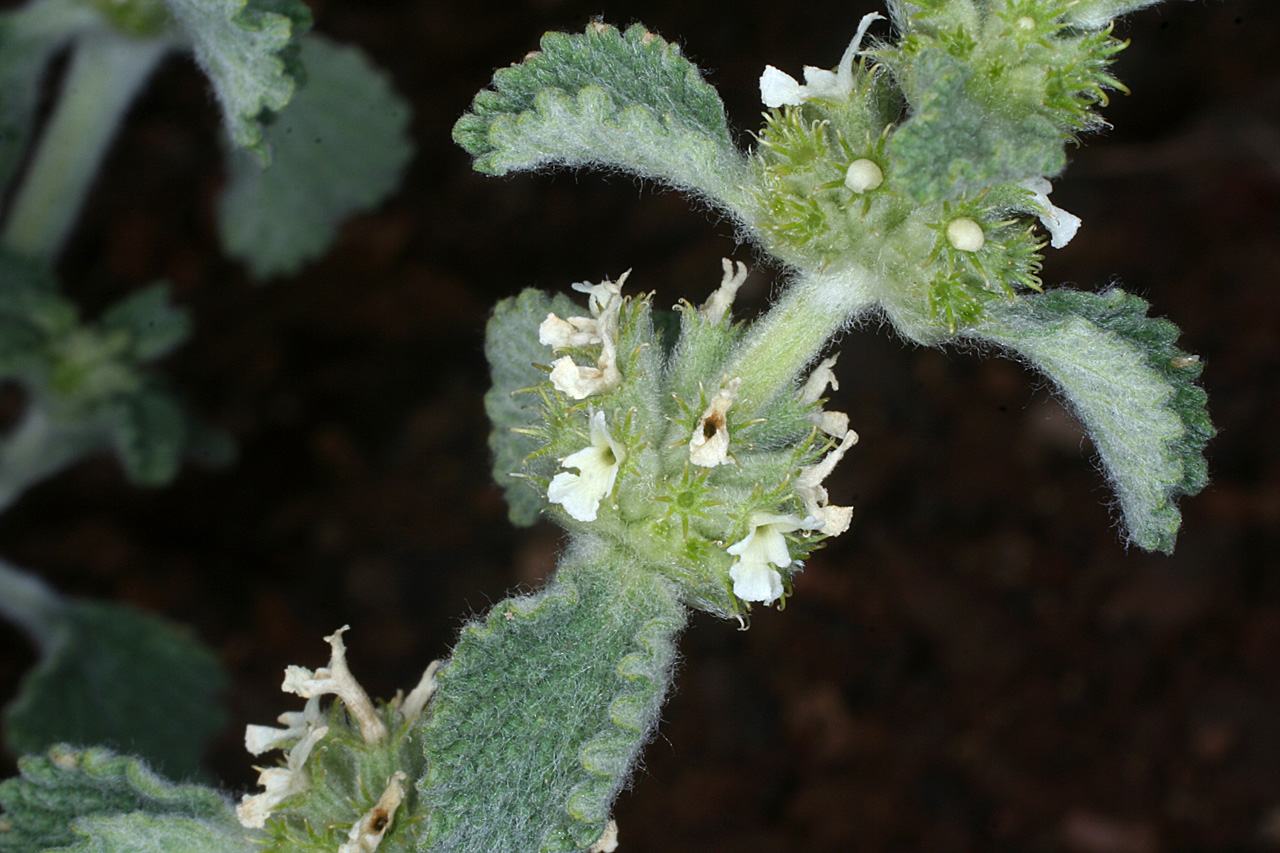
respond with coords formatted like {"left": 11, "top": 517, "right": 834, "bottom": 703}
{"left": 799, "top": 355, "right": 840, "bottom": 405}
{"left": 730, "top": 561, "right": 784, "bottom": 604}
{"left": 700, "top": 258, "right": 748, "bottom": 325}
{"left": 539, "top": 313, "right": 600, "bottom": 349}
{"left": 800, "top": 66, "right": 841, "bottom": 98}
{"left": 244, "top": 724, "right": 290, "bottom": 757}
{"left": 760, "top": 65, "right": 805, "bottom": 107}
{"left": 1020, "top": 177, "right": 1082, "bottom": 249}
{"left": 547, "top": 412, "right": 622, "bottom": 521}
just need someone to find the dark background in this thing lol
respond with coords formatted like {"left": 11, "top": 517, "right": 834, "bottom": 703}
{"left": 2, "top": 1, "right": 1278, "bottom": 850}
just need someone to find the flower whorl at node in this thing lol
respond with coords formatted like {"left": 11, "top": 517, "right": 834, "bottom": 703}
{"left": 515, "top": 261, "right": 861, "bottom": 615}
{"left": 236, "top": 628, "right": 435, "bottom": 846}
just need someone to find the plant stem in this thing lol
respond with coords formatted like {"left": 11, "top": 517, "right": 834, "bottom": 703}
{"left": 726, "top": 265, "right": 879, "bottom": 414}
{"left": 0, "top": 404, "right": 89, "bottom": 514}
{"left": 1, "top": 31, "right": 170, "bottom": 260}
{"left": 0, "top": 558, "right": 65, "bottom": 655}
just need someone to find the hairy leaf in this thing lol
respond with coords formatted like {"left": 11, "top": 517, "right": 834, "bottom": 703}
{"left": 969, "top": 287, "right": 1213, "bottom": 552}
{"left": 217, "top": 34, "right": 413, "bottom": 278}
{"left": 1065, "top": 0, "right": 1180, "bottom": 28}
{"left": 455, "top": 22, "right": 752, "bottom": 218}
{"left": 420, "top": 540, "right": 685, "bottom": 852}
{"left": 162, "top": 0, "right": 312, "bottom": 163}
{"left": 3, "top": 601, "right": 228, "bottom": 778}
{"left": 62, "top": 813, "right": 254, "bottom": 853}
{"left": 885, "top": 49, "right": 1065, "bottom": 202}
{"left": 0, "top": 746, "right": 237, "bottom": 853}
{"left": 484, "top": 288, "right": 581, "bottom": 526}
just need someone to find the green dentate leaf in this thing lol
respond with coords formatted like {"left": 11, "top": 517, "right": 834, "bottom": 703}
{"left": 0, "top": 0, "right": 103, "bottom": 191}
{"left": 162, "top": 0, "right": 312, "bottom": 163}
{"left": 969, "top": 287, "right": 1213, "bottom": 552}
{"left": 3, "top": 601, "right": 228, "bottom": 778}
{"left": 420, "top": 541, "right": 685, "bottom": 853}
{"left": 484, "top": 288, "right": 580, "bottom": 526}
{"left": 454, "top": 22, "right": 753, "bottom": 218}
{"left": 62, "top": 813, "right": 254, "bottom": 853}
{"left": 0, "top": 745, "right": 237, "bottom": 853}
{"left": 886, "top": 49, "right": 1065, "bottom": 203}
{"left": 216, "top": 34, "right": 413, "bottom": 278}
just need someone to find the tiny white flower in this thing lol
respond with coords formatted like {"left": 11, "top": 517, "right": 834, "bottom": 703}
{"left": 726, "top": 512, "right": 809, "bottom": 604}
{"left": 236, "top": 722, "right": 330, "bottom": 829}
{"left": 689, "top": 377, "right": 741, "bottom": 468}
{"left": 548, "top": 410, "right": 624, "bottom": 521}
{"left": 759, "top": 12, "right": 884, "bottom": 107}
{"left": 799, "top": 355, "right": 850, "bottom": 437}
{"left": 699, "top": 258, "right": 748, "bottom": 325}
{"left": 795, "top": 429, "right": 859, "bottom": 536}
{"left": 799, "top": 355, "right": 839, "bottom": 405}
{"left": 244, "top": 694, "right": 324, "bottom": 756}
{"left": 398, "top": 659, "right": 441, "bottom": 724}
{"left": 1020, "top": 177, "right": 1082, "bottom": 249}
{"left": 337, "top": 771, "right": 408, "bottom": 853}
{"left": 538, "top": 313, "right": 600, "bottom": 349}
{"left": 544, "top": 272, "right": 629, "bottom": 399}
{"left": 282, "top": 626, "right": 387, "bottom": 744}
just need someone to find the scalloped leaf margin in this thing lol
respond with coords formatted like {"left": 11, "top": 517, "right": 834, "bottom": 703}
{"left": 969, "top": 287, "right": 1213, "bottom": 552}
{"left": 454, "top": 22, "right": 752, "bottom": 218}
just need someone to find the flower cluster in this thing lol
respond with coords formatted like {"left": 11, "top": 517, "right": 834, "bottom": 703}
{"left": 525, "top": 261, "right": 859, "bottom": 612}
{"left": 237, "top": 627, "right": 438, "bottom": 850}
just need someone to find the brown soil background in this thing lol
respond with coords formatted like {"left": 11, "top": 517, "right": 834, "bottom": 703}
{"left": 2, "top": 1, "right": 1278, "bottom": 851}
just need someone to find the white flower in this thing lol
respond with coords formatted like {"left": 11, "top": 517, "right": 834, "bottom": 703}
{"left": 538, "top": 313, "right": 600, "bottom": 349}
{"left": 244, "top": 694, "right": 324, "bottom": 756}
{"left": 337, "top": 772, "right": 408, "bottom": 853}
{"left": 236, "top": 719, "right": 330, "bottom": 829}
{"left": 548, "top": 410, "right": 624, "bottom": 521}
{"left": 760, "top": 12, "right": 884, "bottom": 107}
{"left": 544, "top": 272, "right": 628, "bottom": 399}
{"left": 726, "top": 512, "right": 809, "bottom": 604}
{"left": 794, "top": 429, "right": 859, "bottom": 536}
{"left": 799, "top": 355, "right": 850, "bottom": 438}
{"left": 689, "top": 377, "right": 741, "bottom": 468}
{"left": 1020, "top": 177, "right": 1082, "bottom": 249}
{"left": 699, "top": 258, "right": 748, "bottom": 325}
{"left": 282, "top": 626, "right": 387, "bottom": 744}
